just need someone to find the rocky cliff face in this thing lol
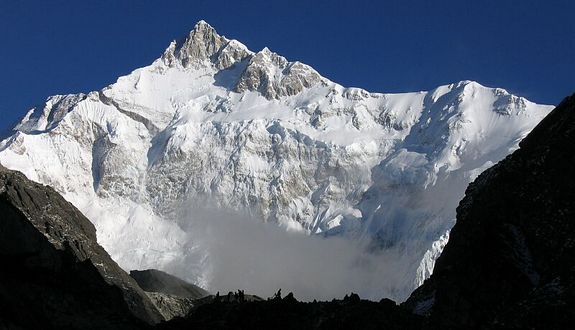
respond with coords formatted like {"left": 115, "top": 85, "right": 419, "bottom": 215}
{"left": 0, "top": 164, "right": 163, "bottom": 329}
{"left": 404, "top": 93, "right": 575, "bottom": 328}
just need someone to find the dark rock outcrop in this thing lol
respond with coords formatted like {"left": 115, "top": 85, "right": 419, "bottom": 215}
{"left": 142, "top": 292, "right": 197, "bottom": 322}
{"left": 0, "top": 164, "right": 163, "bottom": 329}
{"left": 130, "top": 269, "right": 209, "bottom": 299}
{"left": 405, "top": 93, "right": 575, "bottom": 329}
{"left": 129, "top": 269, "right": 210, "bottom": 321}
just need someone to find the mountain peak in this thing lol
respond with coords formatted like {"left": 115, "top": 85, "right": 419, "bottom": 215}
{"left": 181, "top": 20, "right": 225, "bottom": 59}
{"left": 194, "top": 19, "right": 211, "bottom": 29}
{"left": 157, "top": 21, "right": 324, "bottom": 98}
{"left": 190, "top": 19, "right": 217, "bottom": 38}
{"left": 160, "top": 20, "right": 252, "bottom": 70}
{"left": 0, "top": 26, "right": 554, "bottom": 302}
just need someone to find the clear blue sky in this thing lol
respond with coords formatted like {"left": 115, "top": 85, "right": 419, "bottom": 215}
{"left": 1, "top": 0, "right": 573, "bottom": 130}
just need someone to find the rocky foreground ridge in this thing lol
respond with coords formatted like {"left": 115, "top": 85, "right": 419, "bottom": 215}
{"left": 0, "top": 164, "right": 162, "bottom": 329}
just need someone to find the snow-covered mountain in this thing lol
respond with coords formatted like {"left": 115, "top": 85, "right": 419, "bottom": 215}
{"left": 0, "top": 21, "right": 553, "bottom": 300}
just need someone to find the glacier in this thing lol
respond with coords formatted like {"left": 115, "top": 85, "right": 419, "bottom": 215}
{"left": 0, "top": 20, "right": 553, "bottom": 301}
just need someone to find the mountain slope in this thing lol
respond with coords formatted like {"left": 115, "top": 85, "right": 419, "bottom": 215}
{"left": 404, "top": 93, "right": 575, "bottom": 328}
{"left": 0, "top": 21, "right": 553, "bottom": 300}
{"left": 131, "top": 269, "right": 210, "bottom": 299}
{"left": 130, "top": 269, "right": 210, "bottom": 321}
{"left": 0, "top": 164, "right": 163, "bottom": 329}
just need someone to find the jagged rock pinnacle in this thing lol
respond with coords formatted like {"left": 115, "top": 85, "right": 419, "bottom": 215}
{"left": 158, "top": 21, "right": 324, "bottom": 98}
{"left": 161, "top": 20, "right": 251, "bottom": 70}
{"left": 234, "top": 47, "right": 324, "bottom": 99}
{"left": 179, "top": 20, "right": 226, "bottom": 64}
{"left": 194, "top": 19, "right": 211, "bottom": 29}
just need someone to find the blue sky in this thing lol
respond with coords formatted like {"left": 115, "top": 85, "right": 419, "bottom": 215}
{"left": 0, "top": 0, "right": 573, "bottom": 130}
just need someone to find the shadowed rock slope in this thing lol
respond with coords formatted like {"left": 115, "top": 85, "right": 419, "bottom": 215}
{"left": 130, "top": 269, "right": 210, "bottom": 299}
{"left": 130, "top": 269, "right": 210, "bottom": 321}
{"left": 0, "top": 164, "right": 163, "bottom": 329}
{"left": 405, "top": 93, "right": 575, "bottom": 329}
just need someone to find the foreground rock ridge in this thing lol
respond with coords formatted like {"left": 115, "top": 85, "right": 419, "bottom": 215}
{"left": 0, "top": 164, "right": 163, "bottom": 329}
{"left": 405, "top": 93, "right": 575, "bottom": 328}
{"left": 0, "top": 20, "right": 553, "bottom": 299}
{"left": 158, "top": 294, "right": 422, "bottom": 330}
